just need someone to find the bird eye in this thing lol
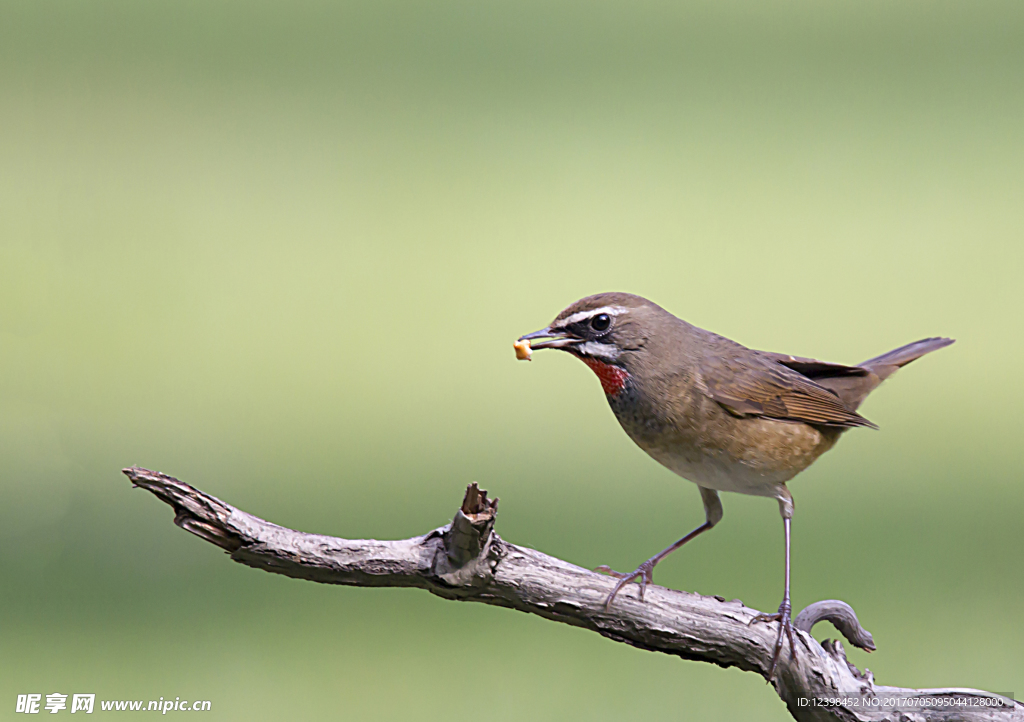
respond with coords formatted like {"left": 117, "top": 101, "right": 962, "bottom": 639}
{"left": 590, "top": 313, "right": 611, "bottom": 332}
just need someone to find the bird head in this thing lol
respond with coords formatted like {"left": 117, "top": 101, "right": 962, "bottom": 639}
{"left": 517, "top": 292, "right": 665, "bottom": 394}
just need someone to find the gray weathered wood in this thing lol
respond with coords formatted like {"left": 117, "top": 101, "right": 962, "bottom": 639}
{"left": 795, "top": 600, "right": 876, "bottom": 652}
{"left": 123, "top": 466, "right": 1020, "bottom": 722}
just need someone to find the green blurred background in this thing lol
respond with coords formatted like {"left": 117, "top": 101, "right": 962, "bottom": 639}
{"left": 1, "top": 0, "right": 1022, "bottom": 718}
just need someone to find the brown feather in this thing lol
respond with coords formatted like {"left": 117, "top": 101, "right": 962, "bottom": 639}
{"left": 761, "top": 337, "right": 954, "bottom": 411}
{"left": 701, "top": 351, "right": 877, "bottom": 429}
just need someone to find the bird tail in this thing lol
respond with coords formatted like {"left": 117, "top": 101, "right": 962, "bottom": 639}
{"left": 858, "top": 337, "right": 955, "bottom": 382}
{"left": 810, "top": 336, "right": 954, "bottom": 411}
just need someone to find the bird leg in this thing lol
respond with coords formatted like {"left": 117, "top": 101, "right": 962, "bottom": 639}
{"left": 749, "top": 498, "right": 796, "bottom": 681}
{"left": 597, "top": 487, "right": 722, "bottom": 608}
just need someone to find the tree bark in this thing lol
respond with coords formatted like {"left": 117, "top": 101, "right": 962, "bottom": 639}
{"left": 122, "top": 466, "right": 1019, "bottom": 722}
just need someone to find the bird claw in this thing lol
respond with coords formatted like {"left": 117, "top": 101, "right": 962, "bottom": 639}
{"left": 749, "top": 600, "right": 796, "bottom": 680}
{"left": 595, "top": 561, "right": 655, "bottom": 607}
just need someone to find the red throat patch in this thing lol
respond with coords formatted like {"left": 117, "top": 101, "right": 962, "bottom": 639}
{"left": 580, "top": 357, "right": 629, "bottom": 395}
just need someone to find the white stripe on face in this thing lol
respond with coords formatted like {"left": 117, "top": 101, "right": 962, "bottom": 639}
{"left": 550, "top": 305, "right": 629, "bottom": 329}
{"left": 575, "top": 340, "right": 621, "bottom": 361}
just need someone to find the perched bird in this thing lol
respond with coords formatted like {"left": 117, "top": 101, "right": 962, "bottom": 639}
{"left": 517, "top": 292, "right": 952, "bottom": 678}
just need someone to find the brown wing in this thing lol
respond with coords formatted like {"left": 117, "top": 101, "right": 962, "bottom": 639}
{"left": 758, "top": 351, "right": 880, "bottom": 411}
{"left": 759, "top": 352, "right": 870, "bottom": 380}
{"left": 701, "top": 349, "right": 877, "bottom": 429}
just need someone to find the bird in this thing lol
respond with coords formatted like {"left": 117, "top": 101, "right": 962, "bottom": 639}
{"left": 516, "top": 292, "right": 953, "bottom": 679}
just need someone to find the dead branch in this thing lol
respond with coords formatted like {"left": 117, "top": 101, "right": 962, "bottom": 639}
{"left": 122, "top": 466, "right": 1020, "bottom": 722}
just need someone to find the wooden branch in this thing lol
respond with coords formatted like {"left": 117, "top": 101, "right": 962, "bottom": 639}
{"left": 123, "top": 466, "right": 1020, "bottom": 722}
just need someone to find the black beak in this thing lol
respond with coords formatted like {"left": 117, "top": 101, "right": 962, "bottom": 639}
{"left": 517, "top": 327, "right": 582, "bottom": 350}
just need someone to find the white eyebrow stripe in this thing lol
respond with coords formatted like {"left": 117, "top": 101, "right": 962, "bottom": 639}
{"left": 551, "top": 306, "right": 628, "bottom": 328}
{"left": 576, "top": 341, "right": 621, "bottom": 360}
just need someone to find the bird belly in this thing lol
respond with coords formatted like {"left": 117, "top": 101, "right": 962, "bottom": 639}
{"left": 650, "top": 448, "right": 797, "bottom": 497}
{"left": 616, "top": 403, "right": 840, "bottom": 499}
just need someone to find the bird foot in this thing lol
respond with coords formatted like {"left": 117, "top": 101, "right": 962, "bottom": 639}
{"left": 749, "top": 599, "right": 795, "bottom": 681}
{"left": 594, "top": 560, "right": 655, "bottom": 607}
